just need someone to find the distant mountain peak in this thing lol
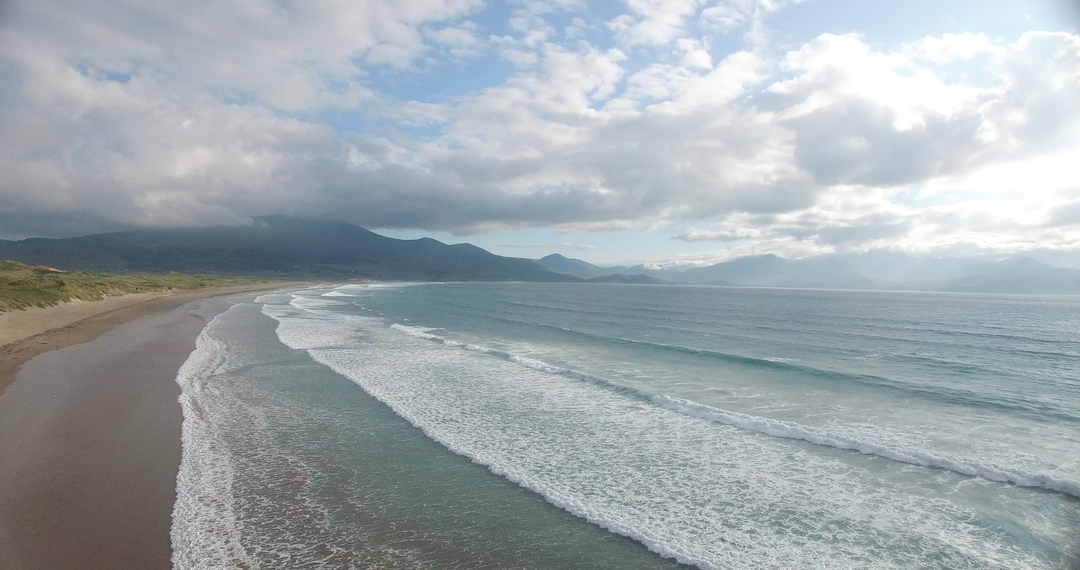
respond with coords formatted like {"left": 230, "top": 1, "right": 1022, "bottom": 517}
{"left": 996, "top": 255, "right": 1047, "bottom": 268}
{"left": 728, "top": 253, "right": 787, "bottom": 265}
{"left": 252, "top": 215, "right": 305, "bottom": 226}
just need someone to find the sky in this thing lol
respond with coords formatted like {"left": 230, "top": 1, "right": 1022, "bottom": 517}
{"left": 1, "top": 0, "right": 1079, "bottom": 267}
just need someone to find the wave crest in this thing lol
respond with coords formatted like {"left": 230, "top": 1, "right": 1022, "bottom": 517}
{"left": 391, "top": 323, "right": 1080, "bottom": 499}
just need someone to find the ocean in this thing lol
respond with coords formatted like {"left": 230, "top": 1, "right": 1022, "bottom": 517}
{"left": 170, "top": 282, "right": 1080, "bottom": 569}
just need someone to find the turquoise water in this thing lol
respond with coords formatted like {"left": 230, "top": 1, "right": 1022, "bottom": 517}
{"left": 172, "top": 283, "right": 1080, "bottom": 569}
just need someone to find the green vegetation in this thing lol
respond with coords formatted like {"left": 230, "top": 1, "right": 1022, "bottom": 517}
{"left": 0, "top": 260, "right": 274, "bottom": 312}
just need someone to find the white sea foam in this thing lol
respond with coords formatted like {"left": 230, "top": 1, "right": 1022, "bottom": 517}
{"left": 263, "top": 296, "right": 1049, "bottom": 569}
{"left": 390, "top": 323, "right": 496, "bottom": 354}
{"left": 171, "top": 310, "right": 255, "bottom": 570}
{"left": 321, "top": 290, "right": 357, "bottom": 297}
{"left": 263, "top": 303, "right": 362, "bottom": 349}
{"left": 651, "top": 395, "right": 1080, "bottom": 498}
{"left": 389, "top": 323, "right": 442, "bottom": 338}
{"left": 174, "top": 302, "right": 426, "bottom": 569}
{"left": 254, "top": 292, "right": 293, "bottom": 304}
{"left": 289, "top": 295, "right": 342, "bottom": 310}
{"left": 391, "top": 322, "right": 1080, "bottom": 499}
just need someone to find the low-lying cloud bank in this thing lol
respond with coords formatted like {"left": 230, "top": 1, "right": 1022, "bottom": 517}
{"left": 0, "top": 0, "right": 1077, "bottom": 261}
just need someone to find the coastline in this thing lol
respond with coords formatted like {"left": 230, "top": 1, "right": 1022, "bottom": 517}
{"left": 0, "top": 283, "right": 294, "bottom": 569}
{"left": 0, "top": 284, "right": 292, "bottom": 392}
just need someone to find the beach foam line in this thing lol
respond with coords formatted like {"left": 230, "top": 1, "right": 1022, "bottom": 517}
{"left": 171, "top": 311, "right": 255, "bottom": 570}
{"left": 389, "top": 323, "right": 1080, "bottom": 499}
{"left": 321, "top": 291, "right": 358, "bottom": 297}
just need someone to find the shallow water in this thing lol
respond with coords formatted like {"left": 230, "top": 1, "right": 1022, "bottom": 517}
{"left": 172, "top": 283, "right": 1080, "bottom": 569}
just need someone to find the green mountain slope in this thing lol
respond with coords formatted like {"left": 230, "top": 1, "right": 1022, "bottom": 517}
{"left": 0, "top": 217, "right": 571, "bottom": 281}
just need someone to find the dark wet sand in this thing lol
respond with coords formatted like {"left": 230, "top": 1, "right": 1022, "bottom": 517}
{"left": 1, "top": 284, "right": 293, "bottom": 393}
{"left": 0, "top": 287, "right": 288, "bottom": 569}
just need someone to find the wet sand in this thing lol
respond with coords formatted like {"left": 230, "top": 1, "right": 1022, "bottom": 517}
{"left": 1, "top": 285, "right": 291, "bottom": 393}
{"left": 0, "top": 292, "right": 169, "bottom": 348}
{"left": 0, "top": 285, "right": 291, "bottom": 569}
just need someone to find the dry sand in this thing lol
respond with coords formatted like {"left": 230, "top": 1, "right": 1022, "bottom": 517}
{"left": 0, "top": 284, "right": 295, "bottom": 569}
{"left": 0, "top": 285, "right": 290, "bottom": 392}
{"left": 0, "top": 292, "right": 169, "bottom": 348}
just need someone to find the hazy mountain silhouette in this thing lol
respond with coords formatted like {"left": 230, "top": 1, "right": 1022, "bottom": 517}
{"left": 585, "top": 273, "right": 668, "bottom": 285}
{"left": 6, "top": 219, "right": 1077, "bottom": 292}
{"left": 539, "top": 250, "right": 1080, "bottom": 294}
{"left": 537, "top": 254, "right": 677, "bottom": 281}
{"left": 537, "top": 254, "right": 609, "bottom": 279}
{"left": 676, "top": 254, "right": 788, "bottom": 285}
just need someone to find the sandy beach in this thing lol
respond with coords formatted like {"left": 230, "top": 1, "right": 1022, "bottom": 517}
{"left": 0, "top": 286, "right": 290, "bottom": 393}
{"left": 0, "top": 284, "right": 291, "bottom": 569}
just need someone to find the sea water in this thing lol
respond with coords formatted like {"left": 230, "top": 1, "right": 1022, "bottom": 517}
{"left": 171, "top": 283, "right": 1080, "bottom": 569}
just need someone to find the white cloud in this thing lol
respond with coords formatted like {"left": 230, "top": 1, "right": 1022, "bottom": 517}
{"left": 1, "top": 0, "right": 1079, "bottom": 262}
{"left": 673, "top": 227, "right": 761, "bottom": 241}
{"left": 565, "top": 16, "right": 590, "bottom": 39}
{"left": 770, "top": 33, "right": 988, "bottom": 129}
{"left": 608, "top": 0, "right": 704, "bottom": 46}
{"left": 500, "top": 47, "right": 541, "bottom": 67}
{"left": 429, "top": 25, "right": 481, "bottom": 47}
{"left": 4, "top": 0, "right": 481, "bottom": 110}
{"left": 677, "top": 38, "right": 714, "bottom": 70}
{"left": 699, "top": 0, "right": 804, "bottom": 47}
{"left": 427, "top": 23, "right": 483, "bottom": 58}
{"left": 914, "top": 32, "right": 995, "bottom": 63}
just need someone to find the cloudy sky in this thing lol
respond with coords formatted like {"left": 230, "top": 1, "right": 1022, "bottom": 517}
{"left": 1, "top": 0, "right": 1079, "bottom": 266}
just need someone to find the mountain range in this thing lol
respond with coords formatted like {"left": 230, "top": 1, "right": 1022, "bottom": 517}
{"left": 1, "top": 218, "right": 1077, "bottom": 293}
{"left": 537, "top": 252, "right": 1080, "bottom": 294}
{"left": 0, "top": 217, "right": 567, "bottom": 281}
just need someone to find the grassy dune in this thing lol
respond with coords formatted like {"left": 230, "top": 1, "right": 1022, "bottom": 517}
{"left": 0, "top": 260, "right": 274, "bottom": 312}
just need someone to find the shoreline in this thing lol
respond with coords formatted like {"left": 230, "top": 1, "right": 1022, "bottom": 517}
{"left": 0, "top": 283, "right": 294, "bottom": 392}
{"left": 0, "top": 283, "right": 296, "bottom": 569}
